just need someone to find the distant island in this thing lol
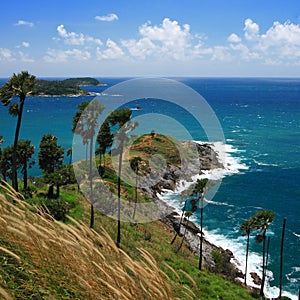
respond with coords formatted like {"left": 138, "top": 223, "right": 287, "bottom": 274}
{"left": 32, "top": 77, "right": 106, "bottom": 96}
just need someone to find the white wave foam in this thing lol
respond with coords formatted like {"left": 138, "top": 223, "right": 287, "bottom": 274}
{"left": 253, "top": 159, "right": 279, "bottom": 167}
{"left": 293, "top": 232, "right": 300, "bottom": 238}
{"left": 157, "top": 141, "right": 297, "bottom": 299}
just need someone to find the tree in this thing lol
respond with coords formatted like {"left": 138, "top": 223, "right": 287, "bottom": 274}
{"left": 38, "top": 134, "right": 64, "bottom": 198}
{"left": 96, "top": 119, "right": 113, "bottom": 170}
{"left": 0, "top": 71, "right": 36, "bottom": 191}
{"left": 171, "top": 184, "right": 197, "bottom": 245}
{"left": 176, "top": 211, "right": 193, "bottom": 253}
{"left": 129, "top": 156, "right": 142, "bottom": 221}
{"left": 0, "top": 146, "right": 13, "bottom": 181}
{"left": 108, "top": 108, "right": 137, "bottom": 247}
{"left": 72, "top": 100, "right": 104, "bottom": 228}
{"left": 193, "top": 178, "right": 209, "bottom": 270}
{"left": 279, "top": 217, "right": 287, "bottom": 299}
{"left": 72, "top": 101, "right": 90, "bottom": 161}
{"left": 240, "top": 216, "right": 257, "bottom": 285}
{"left": 16, "top": 140, "right": 35, "bottom": 190}
{"left": 0, "top": 140, "right": 34, "bottom": 190}
{"left": 253, "top": 209, "right": 275, "bottom": 297}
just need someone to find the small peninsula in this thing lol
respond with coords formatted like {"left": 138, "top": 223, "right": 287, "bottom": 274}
{"left": 32, "top": 77, "right": 105, "bottom": 96}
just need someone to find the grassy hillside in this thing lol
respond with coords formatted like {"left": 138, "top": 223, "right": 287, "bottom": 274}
{"left": 0, "top": 180, "right": 260, "bottom": 299}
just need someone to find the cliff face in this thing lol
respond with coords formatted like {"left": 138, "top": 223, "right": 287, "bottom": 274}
{"left": 131, "top": 138, "right": 242, "bottom": 280}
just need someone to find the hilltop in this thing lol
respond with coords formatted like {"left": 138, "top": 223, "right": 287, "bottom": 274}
{"left": 0, "top": 133, "right": 261, "bottom": 299}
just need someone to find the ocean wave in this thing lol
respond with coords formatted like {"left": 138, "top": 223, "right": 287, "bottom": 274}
{"left": 253, "top": 159, "right": 279, "bottom": 167}
{"left": 208, "top": 141, "right": 249, "bottom": 174}
{"left": 293, "top": 232, "right": 300, "bottom": 238}
{"left": 157, "top": 141, "right": 298, "bottom": 299}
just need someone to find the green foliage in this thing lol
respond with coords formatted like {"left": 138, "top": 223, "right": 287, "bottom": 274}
{"left": 39, "top": 134, "right": 64, "bottom": 174}
{"left": 0, "top": 71, "right": 36, "bottom": 106}
{"left": 33, "top": 78, "right": 100, "bottom": 96}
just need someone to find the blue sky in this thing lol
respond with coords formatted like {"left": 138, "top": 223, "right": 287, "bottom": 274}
{"left": 1, "top": 0, "right": 300, "bottom": 77}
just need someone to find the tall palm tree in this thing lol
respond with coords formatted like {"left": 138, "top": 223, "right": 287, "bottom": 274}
{"left": 130, "top": 156, "right": 142, "bottom": 221}
{"left": 0, "top": 71, "right": 36, "bottom": 191}
{"left": 176, "top": 211, "right": 193, "bottom": 253}
{"left": 72, "top": 100, "right": 104, "bottom": 228}
{"left": 108, "top": 108, "right": 137, "bottom": 247}
{"left": 192, "top": 178, "right": 208, "bottom": 270}
{"left": 253, "top": 209, "right": 275, "bottom": 297}
{"left": 240, "top": 216, "right": 257, "bottom": 285}
{"left": 171, "top": 184, "right": 198, "bottom": 245}
{"left": 279, "top": 217, "right": 287, "bottom": 299}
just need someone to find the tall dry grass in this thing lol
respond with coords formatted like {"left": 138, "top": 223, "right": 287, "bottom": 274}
{"left": 0, "top": 182, "right": 194, "bottom": 299}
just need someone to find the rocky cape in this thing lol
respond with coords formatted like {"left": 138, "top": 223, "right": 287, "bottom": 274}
{"left": 139, "top": 141, "right": 253, "bottom": 284}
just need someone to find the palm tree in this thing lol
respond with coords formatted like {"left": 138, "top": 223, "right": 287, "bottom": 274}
{"left": 253, "top": 209, "right": 275, "bottom": 297}
{"left": 108, "top": 108, "right": 137, "bottom": 247}
{"left": 0, "top": 71, "right": 36, "bottom": 191}
{"left": 72, "top": 100, "right": 104, "bottom": 228}
{"left": 130, "top": 156, "right": 142, "bottom": 221}
{"left": 176, "top": 211, "right": 193, "bottom": 253}
{"left": 171, "top": 184, "right": 197, "bottom": 245}
{"left": 190, "top": 178, "right": 208, "bottom": 270}
{"left": 240, "top": 216, "right": 257, "bottom": 285}
{"left": 279, "top": 217, "right": 287, "bottom": 299}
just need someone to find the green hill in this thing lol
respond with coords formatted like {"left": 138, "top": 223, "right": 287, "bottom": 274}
{"left": 0, "top": 133, "right": 263, "bottom": 299}
{"left": 32, "top": 77, "right": 103, "bottom": 96}
{"left": 0, "top": 182, "right": 260, "bottom": 300}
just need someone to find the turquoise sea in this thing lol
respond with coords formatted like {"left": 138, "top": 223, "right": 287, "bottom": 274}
{"left": 0, "top": 77, "right": 299, "bottom": 299}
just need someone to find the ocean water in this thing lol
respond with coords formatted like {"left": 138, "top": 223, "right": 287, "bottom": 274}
{"left": 0, "top": 77, "right": 299, "bottom": 298}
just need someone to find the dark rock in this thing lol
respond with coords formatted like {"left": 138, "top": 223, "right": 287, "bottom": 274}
{"left": 250, "top": 272, "right": 262, "bottom": 285}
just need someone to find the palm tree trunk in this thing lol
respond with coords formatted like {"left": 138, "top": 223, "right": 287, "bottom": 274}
{"left": 176, "top": 216, "right": 190, "bottom": 253}
{"left": 260, "top": 231, "right": 266, "bottom": 296}
{"left": 116, "top": 142, "right": 123, "bottom": 248}
{"left": 199, "top": 194, "right": 204, "bottom": 270}
{"left": 279, "top": 217, "right": 287, "bottom": 299}
{"left": 12, "top": 97, "right": 25, "bottom": 191}
{"left": 265, "top": 236, "right": 270, "bottom": 279}
{"left": 171, "top": 199, "right": 187, "bottom": 245}
{"left": 244, "top": 232, "right": 250, "bottom": 285}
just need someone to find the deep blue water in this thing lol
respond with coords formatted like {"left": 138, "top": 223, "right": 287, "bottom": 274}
{"left": 0, "top": 77, "right": 299, "bottom": 298}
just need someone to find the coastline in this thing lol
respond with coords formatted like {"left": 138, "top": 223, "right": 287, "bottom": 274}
{"left": 144, "top": 140, "right": 297, "bottom": 300}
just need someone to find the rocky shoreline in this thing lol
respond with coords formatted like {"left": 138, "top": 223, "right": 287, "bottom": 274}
{"left": 140, "top": 141, "right": 256, "bottom": 284}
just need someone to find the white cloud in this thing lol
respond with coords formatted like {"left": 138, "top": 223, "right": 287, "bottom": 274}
{"left": 122, "top": 38, "right": 157, "bottom": 59}
{"left": 40, "top": 18, "right": 300, "bottom": 71}
{"left": 56, "top": 25, "right": 102, "bottom": 46}
{"left": 227, "top": 33, "right": 241, "bottom": 43}
{"left": 228, "top": 18, "right": 300, "bottom": 63}
{"left": 97, "top": 39, "right": 124, "bottom": 59}
{"left": 121, "top": 18, "right": 204, "bottom": 60}
{"left": 18, "top": 51, "right": 34, "bottom": 62}
{"left": 14, "top": 20, "right": 34, "bottom": 27}
{"left": 44, "top": 48, "right": 91, "bottom": 62}
{"left": 0, "top": 48, "right": 13, "bottom": 61}
{"left": 95, "top": 13, "right": 119, "bottom": 22}
{"left": 244, "top": 18, "right": 260, "bottom": 41}
{"left": 22, "top": 42, "right": 30, "bottom": 48}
